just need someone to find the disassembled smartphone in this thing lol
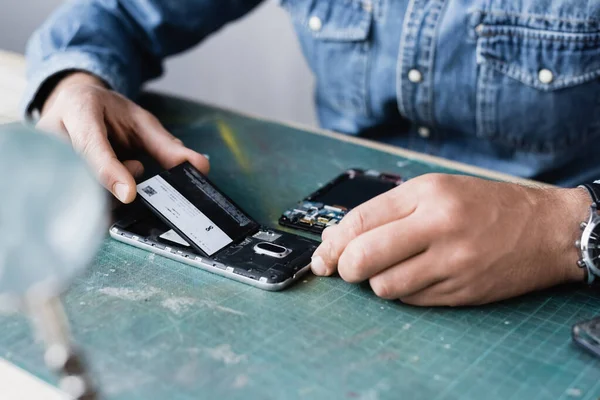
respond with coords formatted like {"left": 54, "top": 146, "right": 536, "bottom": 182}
{"left": 572, "top": 316, "right": 600, "bottom": 358}
{"left": 279, "top": 168, "right": 403, "bottom": 234}
{"left": 110, "top": 162, "right": 318, "bottom": 291}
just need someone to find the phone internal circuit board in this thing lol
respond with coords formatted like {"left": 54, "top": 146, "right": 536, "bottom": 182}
{"left": 282, "top": 201, "right": 347, "bottom": 233}
{"left": 279, "top": 169, "right": 402, "bottom": 234}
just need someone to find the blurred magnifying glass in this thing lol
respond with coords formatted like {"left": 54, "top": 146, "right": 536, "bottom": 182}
{"left": 0, "top": 124, "right": 107, "bottom": 399}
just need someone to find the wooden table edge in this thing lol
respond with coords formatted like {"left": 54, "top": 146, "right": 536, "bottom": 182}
{"left": 0, "top": 50, "right": 26, "bottom": 123}
{"left": 0, "top": 49, "right": 26, "bottom": 68}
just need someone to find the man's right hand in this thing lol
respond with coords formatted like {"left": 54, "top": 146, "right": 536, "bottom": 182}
{"left": 36, "top": 72, "right": 210, "bottom": 203}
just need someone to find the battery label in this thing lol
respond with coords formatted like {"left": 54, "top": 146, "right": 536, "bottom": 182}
{"left": 138, "top": 175, "right": 232, "bottom": 255}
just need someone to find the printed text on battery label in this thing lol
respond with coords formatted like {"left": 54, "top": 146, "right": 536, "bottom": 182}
{"left": 137, "top": 175, "right": 232, "bottom": 255}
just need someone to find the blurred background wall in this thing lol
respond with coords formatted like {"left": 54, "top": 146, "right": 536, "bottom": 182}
{"left": 0, "top": 0, "right": 318, "bottom": 126}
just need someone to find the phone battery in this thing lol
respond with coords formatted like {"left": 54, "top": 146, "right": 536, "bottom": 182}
{"left": 136, "top": 162, "right": 259, "bottom": 257}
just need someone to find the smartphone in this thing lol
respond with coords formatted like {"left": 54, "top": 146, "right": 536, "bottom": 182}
{"left": 279, "top": 168, "right": 403, "bottom": 234}
{"left": 110, "top": 162, "right": 318, "bottom": 291}
{"left": 572, "top": 316, "right": 600, "bottom": 358}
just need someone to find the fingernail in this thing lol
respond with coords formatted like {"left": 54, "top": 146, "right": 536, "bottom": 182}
{"left": 311, "top": 256, "right": 327, "bottom": 276}
{"left": 114, "top": 183, "right": 129, "bottom": 202}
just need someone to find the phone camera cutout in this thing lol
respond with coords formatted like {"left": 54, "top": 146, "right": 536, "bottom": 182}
{"left": 254, "top": 242, "right": 292, "bottom": 258}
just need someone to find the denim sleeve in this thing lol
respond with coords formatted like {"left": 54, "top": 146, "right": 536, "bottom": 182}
{"left": 22, "top": 0, "right": 263, "bottom": 119}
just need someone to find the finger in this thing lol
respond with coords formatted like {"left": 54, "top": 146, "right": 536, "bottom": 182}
{"left": 402, "top": 277, "right": 499, "bottom": 306}
{"left": 399, "top": 281, "right": 476, "bottom": 307}
{"left": 62, "top": 107, "right": 137, "bottom": 203}
{"left": 368, "top": 251, "right": 445, "bottom": 300}
{"left": 337, "top": 215, "right": 431, "bottom": 283}
{"left": 312, "top": 185, "right": 418, "bottom": 275}
{"left": 397, "top": 284, "right": 449, "bottom": 307}
{"left": 130, "top": 107, "right": 210, "bottom": 173}
{"left": 122, "top": 160, "right": 145, "bottom": 179}
{"left": 321, "top": 224, "right": 336, "bottom": 242}
{"left": 36, "top": 113, "right": 69, "bottom": 142}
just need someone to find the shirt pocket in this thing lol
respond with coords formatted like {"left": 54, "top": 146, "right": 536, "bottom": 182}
{"left": 475, "top": 24, "right": 600, "bottom": 153}
{"left": 279, "top": 0, "right": 374, "bottom": 119}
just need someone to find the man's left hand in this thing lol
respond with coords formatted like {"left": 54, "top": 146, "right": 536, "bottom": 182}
{"left": 310, "top": 174, "right": 589, "bottom": 306}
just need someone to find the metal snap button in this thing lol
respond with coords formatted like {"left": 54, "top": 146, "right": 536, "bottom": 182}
{"left": 538, "top": 69, "right": 554, "bottom": 84}
{"left": 408, "top": 69, "right": 423, "bottom": 83}
{"left": 308, "top": 16, "right": 323, "bottom": 32}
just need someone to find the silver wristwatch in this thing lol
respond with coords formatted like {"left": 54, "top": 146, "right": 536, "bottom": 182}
{"left": 576, "top": 183, "right": 600, "bottom": 285}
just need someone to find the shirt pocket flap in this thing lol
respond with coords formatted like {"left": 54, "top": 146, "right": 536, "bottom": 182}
{"left": 279, "top": 0, "right": 372, "bottom": 41}
{"left": 477, "top": 26, "right": 600, "bottom": 91}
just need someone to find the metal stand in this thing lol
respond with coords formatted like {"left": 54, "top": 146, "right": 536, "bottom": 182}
{"left": 27, "top": 297, "right": 98, "bottom": 400}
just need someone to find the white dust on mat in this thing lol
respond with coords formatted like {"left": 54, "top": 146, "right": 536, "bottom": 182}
{"left": 161, "top": 297, "right": 196, "bottom": 314}
{"left": 206, "top": 344, "right": 247, "bottom": 365}
{"left": 98, "top": 286, "right": 246, "bottom": 316}
{"left": 232, "top": 374, "right": 249, "bottom": 388}
{"left": 198, "top": 299, "right": 246, "bottom": 316}
{"left": 98, "top": 287, "right": 160, "bottom": 301}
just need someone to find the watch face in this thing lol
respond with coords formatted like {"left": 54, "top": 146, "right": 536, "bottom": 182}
{"left": 588, "top": 224, "right": 600, "bottom": 261}
{"left": 582, "top": 210, "right": 600, "bottom": 279}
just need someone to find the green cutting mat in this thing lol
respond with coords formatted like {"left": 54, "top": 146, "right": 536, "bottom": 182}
{"left": 1, "top": 93, "right": 599, "bottom": 400}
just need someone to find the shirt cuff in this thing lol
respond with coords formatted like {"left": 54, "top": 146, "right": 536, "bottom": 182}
{"left": 20, "top": 51, "right": 134, "bottom": 122}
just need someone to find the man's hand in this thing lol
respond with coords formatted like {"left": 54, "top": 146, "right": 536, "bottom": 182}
{"left": 36, "top": 72, "right": 209, "bottom": 203}
{"left": 311, "top": 174, "right": 589, "bottom": 306}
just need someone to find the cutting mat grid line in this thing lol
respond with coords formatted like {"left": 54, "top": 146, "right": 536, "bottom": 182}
{"left": 1, "top": 96, "right": 599, "bottom": 400}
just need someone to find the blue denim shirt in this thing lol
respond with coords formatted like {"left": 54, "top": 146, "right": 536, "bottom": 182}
{"left": 23, "top": 0, "right": 600, "bottom": 187}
